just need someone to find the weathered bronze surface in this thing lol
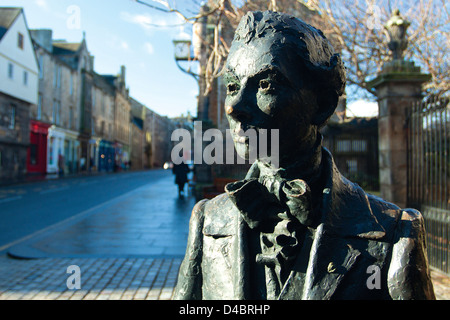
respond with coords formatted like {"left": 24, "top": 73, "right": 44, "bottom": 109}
{"left": 174, "top": 11, "right": 435, "bottom": 300}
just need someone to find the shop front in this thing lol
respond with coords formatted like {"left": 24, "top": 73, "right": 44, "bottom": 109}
{"left": 99, "top": 140, "right": 115, "bottom": 172}
{"left": 63, "top": 129, "right": 80, "bottom": 174}
{"left": 89, "top": 137, "right": 101, "bottom": 172}
{"left": 47, "top": 125, "right": 65, "bottom": 174}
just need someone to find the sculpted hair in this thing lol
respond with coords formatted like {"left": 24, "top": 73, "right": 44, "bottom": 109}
{"left": 231, "top": 11, "right": 347, "bottom": 126}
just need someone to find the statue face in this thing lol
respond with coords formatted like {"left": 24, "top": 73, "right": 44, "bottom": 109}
{"left": 224, "top": 37, "right": 317, "bottom": 161}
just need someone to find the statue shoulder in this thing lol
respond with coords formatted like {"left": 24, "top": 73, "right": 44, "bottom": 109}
{"left": 396, "top": 208, "right": 426, "bottom": 239}
{"left": 387, "top": 208, "right": 436, "bottom": 299}
{"left": 202, "top": 193, "right": 239, "bottom": 236}
{"left": 189, "top": 193, "right": 237, "bottom": 231}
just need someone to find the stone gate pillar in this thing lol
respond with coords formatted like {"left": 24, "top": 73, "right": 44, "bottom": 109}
{"left": 368, "top": 10, "right": 430, "bottom": 208}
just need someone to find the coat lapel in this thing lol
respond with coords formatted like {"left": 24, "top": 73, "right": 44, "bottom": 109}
{"left": 300, "top": 224, "right": 361, "bottom": 300}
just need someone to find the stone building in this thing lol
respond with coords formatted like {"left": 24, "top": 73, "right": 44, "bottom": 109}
{"left": 30, "top": 29, "right": 92, "bottom": 174}
{"left": 143, "top": 109, "right": 175, "bottom": 168}
{"left": 90, "top": 72, "right": 115, "bottom": 172}
{"left": 102, "top": 66, "right": 131, "bottom": 171}
{"left": 0, "top": 8, "right": 38, "bottom": 182}
{"left": 130, "top": 98, "right": 146, "bottom": 170}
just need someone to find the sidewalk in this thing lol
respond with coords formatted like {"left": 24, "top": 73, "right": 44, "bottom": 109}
{"left": 0, "top": 255, "right": 182, "bottom": 300}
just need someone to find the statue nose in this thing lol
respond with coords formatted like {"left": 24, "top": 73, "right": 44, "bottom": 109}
{"left": 225, "top": 94, "right": 252, "bottom": 122}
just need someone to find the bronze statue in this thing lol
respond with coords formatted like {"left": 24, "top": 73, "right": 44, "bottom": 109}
{"left": 174, "top": 11, "right": 435, "bottom": 300}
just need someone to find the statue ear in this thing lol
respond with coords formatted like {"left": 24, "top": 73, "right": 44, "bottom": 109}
{"left": 312, "top": 90, "right": 338, "bottom": 128}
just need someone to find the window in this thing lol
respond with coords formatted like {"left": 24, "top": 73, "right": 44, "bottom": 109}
{"left": 346, "top": 159, "right": 358, "bottom": 174}
{"left": 23, "top": 71, "right": 28, "bottom": 86}
{"left": 38, "top": 55, "right": 44, "bottom": 79}
{"left": 101, "top": 98, "right": 105, "bottom": 116}
{"left": 53, "top": 101, "right": 60, "bottom": 125}
{"left": 18, "top": 33, "right": 24, "bottom": 49}
{"left": 52, "top": 101, "right": 56, "bottom": 123}
{"left": 58, "top": 67, "right": 61, "bottom": 88}
{"left": 9, "top": 105, "right": 16, "bottom": 129}
{"left": 91, "top": 117, "right": 95, "bottom": 135}
{"left": 37, "top": 95, "right": 42, "bottom": 120}
{"left": 8, "top": 63, "right": 13, "bottom": 79}
{"left": 53, "top": 65, "right": 61, "bottom": 88}
{"left": 69, "top": 74, "right": 74, "bottom": 95}
{"left": 336, "top": 139, "right": 368, "bottom": 153}
{"left": 69, "top": 107, "right": 73, "bottom": 129}
{"left": 352, "top": 140, "right": 367, "bottom": 153}
{"left": 91, "top": 89, "right": 96, "bottom": 110}
{"left": 336, "top": 140, "right": 351, "bottom": 152}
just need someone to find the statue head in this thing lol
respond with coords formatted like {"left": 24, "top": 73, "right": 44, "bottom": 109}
{"left": 224, "top": 11, "right": 346, "bottom": 162}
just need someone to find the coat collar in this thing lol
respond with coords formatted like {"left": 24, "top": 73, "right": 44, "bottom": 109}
{"left": 318, "top": 147, "right": 385, "bottom": 239}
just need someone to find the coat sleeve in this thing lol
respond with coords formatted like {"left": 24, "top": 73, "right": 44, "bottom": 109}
{"left": 387, "top": 209, "right": 436, "bottom": 300}
{"left": 173, "top": 199, "right": 207, "bottom": 300}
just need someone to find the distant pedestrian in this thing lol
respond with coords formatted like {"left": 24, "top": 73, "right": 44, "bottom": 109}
{"left": 58, "top": 154, "right": 65, "bottom": 177}
{"left": 172, "top": 162, "right": 190, "bottom": 197}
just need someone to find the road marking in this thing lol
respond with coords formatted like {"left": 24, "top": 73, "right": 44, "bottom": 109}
{"left": 0, "top": 196, "right": 23, "bottom": 204}
{"left": 39, "top": 186, "right": 70, "bottom": 194}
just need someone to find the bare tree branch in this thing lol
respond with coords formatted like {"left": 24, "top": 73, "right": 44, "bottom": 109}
{"left": 136, "top": 0, "right": 449, "bottom": 100}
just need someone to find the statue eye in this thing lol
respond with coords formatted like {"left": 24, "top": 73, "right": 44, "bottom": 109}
{"left": 259, "top": 80, "right": 272, "bottom": 92}
{"left": 227, "top": 83, "right": 239, "bottom": 95}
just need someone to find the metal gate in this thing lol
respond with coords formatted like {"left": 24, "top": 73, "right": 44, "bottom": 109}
{"left": 407, "top": 96, "right": 449, "bottom": 274}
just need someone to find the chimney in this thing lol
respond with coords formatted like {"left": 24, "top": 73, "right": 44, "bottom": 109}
{"left": 120, "top": 65, "right": 126, "bottom": 84}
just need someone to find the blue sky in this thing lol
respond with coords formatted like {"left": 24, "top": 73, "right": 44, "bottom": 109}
{"left": 2, "top": 0, "right": 200, "bottom": 118}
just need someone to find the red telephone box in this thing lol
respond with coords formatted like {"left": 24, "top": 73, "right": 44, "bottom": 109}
{"left": 27, "top": 120, "right": 51, "bottom": 174}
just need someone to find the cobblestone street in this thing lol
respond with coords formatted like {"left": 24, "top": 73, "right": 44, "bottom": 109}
{"left": 0, "top": 255, "right": 182, "bottom": 300}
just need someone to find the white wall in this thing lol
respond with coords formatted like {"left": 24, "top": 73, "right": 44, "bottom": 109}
{"left": 0, "top": 11, "right": 38, "bottom": 105}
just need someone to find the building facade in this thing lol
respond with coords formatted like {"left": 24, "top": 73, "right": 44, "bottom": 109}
{"left": 0, "top": 8, "right": 38, "bottom": 182}
{"left": 103, "top": 66, "right": 131, "bottom": 171}
{"left": 91, "top": 72, "right": 115, "bottom": 172}
{"left": 144, "top": 109, "right": 175, "bottom": 168}
{"left": 30, "top": 29, "right": 92, "bottom": 174}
